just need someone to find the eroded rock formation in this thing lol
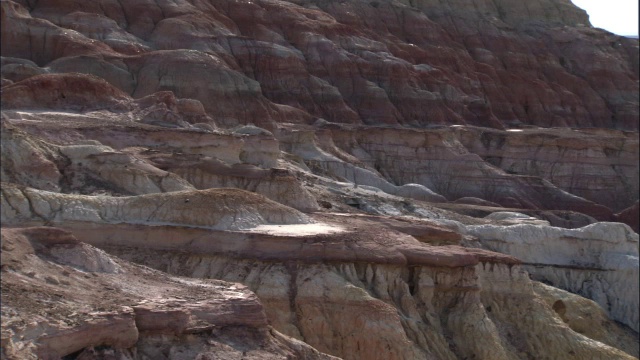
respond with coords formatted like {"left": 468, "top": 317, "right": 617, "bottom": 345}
{"left": 1, "top": 0, "right": 638, "bottom": 358}
{"left": 466, "top": 221, "right": 640, "bottom": 331}
{"left": 1, "top": 227, "right": 337, "bottom": 359}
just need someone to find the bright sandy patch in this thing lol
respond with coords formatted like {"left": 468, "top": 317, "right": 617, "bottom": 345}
{"left": 243, "top": 223, "right": 345, "bottom": 236}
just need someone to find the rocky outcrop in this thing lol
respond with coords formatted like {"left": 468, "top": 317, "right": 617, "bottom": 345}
{"left": 454, "top": 126, "right": 639, "bottom": 211}
{"left": 1, "top": 226, "right": 336, "bottom": 359}
{"left": 1, "top": 72, "right": 214, "bottom": 128}
{"left": 1, "top": 184, "right": 310, "bottom": 230}
{"left": 465, "top": 221, "right": 640, "bottom": 331}
{"left": 4, "top": 184, "right": 637, "bottom": 357}
{"left": 533, "top": 282, "right": 639, "bottom": 357}
{"left": 1, "top": 114, "right": 318, "bottom": 209}
{"left": 2, "top": 0, "right": 637, "bottom": 130}
{"left": 473, "top": 263, "right": 636, "bottom": 359}
{"left": 0, "top": 188, "right": 497, "bottom": 267}
{"left": 1, "top": 0, "right": 638, "bottom": 357}
{"left": 310, "top": 123, "right": 621, "bottom": 220}
{"left": 97, "top": 229, "right": 635, "bottom": 360}
{"left": 0, "top": 121, "right": 62, "bottom": 193}
{"left": 1, "top": 73, "right": 132, "bottom": 112}
{"left": 2, "top": 180, "right": 639, "bottom": 358}
{"left": 141, "top": 150, "right": 320, "bottom": 211}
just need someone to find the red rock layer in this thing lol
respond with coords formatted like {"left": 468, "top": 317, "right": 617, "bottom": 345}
{"left": 615, "top": 201, "right": 640, "bottom": 233}
{"left": 2, "top": 0, "right": 638, "bottom": 130}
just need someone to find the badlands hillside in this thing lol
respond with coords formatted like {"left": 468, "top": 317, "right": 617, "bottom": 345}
{"left": 1, "top": 0, "right": 639, "bottom": 358}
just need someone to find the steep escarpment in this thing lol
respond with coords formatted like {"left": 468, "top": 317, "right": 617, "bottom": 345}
{"left": 1, "top": 0, "right": 638, "bottom": 358}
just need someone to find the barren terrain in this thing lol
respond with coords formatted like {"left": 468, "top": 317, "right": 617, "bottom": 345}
{"left": 1, "top": 0, "right": 638, "bottom": 359}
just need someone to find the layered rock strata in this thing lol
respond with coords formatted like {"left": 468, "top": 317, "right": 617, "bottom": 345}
{"left": 6, "top": 100, "right": 635, "bottom": 226}
{"left": 1, "top": 189, "right": 638, "bottom": 358}
{"left": 454, "top": 126, "right": 639, "bottom": 211}
{"left": 4, "top": 103, "right": 636, "bottom": 222}
{"left": 466, "top": 221, "right": 640, "bottom": 332}
{"left": 284, "top": 123, "right": 632, "bottom": 220}
{"left": 1, "top": 0, "right": 639, "bottom": 358}
{"left": 2, "top": 0, "right": 638, "bottom": 130}
{"left": 87, "top": 225, "right": 637, "bottom": 360}
{"left": 1, "top": 183, "right": 310, "bottom": 230}
{"left": 1, "top": 226, "right": 337, "bottom": 359}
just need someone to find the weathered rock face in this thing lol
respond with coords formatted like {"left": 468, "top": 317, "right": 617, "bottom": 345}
{"left": 85, "top": 229, "right": 637, "bottom": 360}
{"left": 1, "top": 0, "right": 638, "bottom": 130}
{"left": 454, "top": 126, "right": 639, "bottom": 211}
{"left": 1, "top": 227, "right": 337, "bottom": 360}
{"left": 1, "top": 183, "right": 310, "bottom": 230}
{"left": 465, "top": 221, "right": 640, "bottom": 331}
{"left": 1, "top": 0, "right": 638, "bottom": 220}
{"left": 1, "top": 0, "right": 639, "bottom": 358}
{"left": 533, "top": 282, "right": 639, "bottom": 357}
{"left": 2, "top": 187, "right": 638, "bottom": 359}
{"left": 305, "top": 123, "right": 629, "bottom": 219}
{"left": 407, "top": 0, "right": 591, "bottom": 27}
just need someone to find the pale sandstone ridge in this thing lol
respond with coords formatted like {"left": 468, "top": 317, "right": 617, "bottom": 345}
{"left": 533, "top": 282, "right": 639, "bottom": 357}
{"left": 466, "top": 221, "right": 640, "bottom": 331}
{"left": 3, "top": 182, "right": 638, "bottom": 358}
{"left": 0, "top": 185, "right": 514, "bottom": 267}
{"left": 1, "top": 184, "right": 310, "bottom": 230}
{"left": 1, "top": 226, "right": 337, "bottom": 359}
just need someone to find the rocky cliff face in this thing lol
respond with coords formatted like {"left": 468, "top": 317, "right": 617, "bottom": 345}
{"left": 2, "top": 185, "right": 638, "bottom": 359}
{"left": 1, "top": 0, "right": 638, "bottom": 358}
{"left": 465, "top": 221, "right": 640, "bottom": 331}
{"left": 1, "top": 226, "right": 338, "bottom": 359}
{"left": 2, "top": 0, "right": 638, "bottom": 130}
